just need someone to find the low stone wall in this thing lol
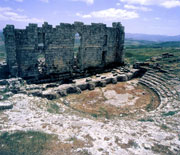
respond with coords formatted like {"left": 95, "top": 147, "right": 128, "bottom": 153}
{"left": 28, "top": 69, "right": 140, "bottom": 100}
{"left": 0, "top": 68, "right": 140, "bottom": 103}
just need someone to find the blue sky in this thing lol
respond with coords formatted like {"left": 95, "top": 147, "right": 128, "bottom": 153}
{"left": 0, "top": 0, "right": 180, "bottom": 35}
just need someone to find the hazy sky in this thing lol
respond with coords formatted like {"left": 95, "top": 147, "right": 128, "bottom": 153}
{"left": 0, "top": 0, "right": 180, "bottom": 35}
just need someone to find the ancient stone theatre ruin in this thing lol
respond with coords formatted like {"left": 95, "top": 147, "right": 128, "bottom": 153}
{"left": 3, "top": 22, "right": 125, "bottom": 83}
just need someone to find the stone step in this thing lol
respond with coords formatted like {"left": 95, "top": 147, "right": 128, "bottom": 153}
{"left": 146, "top": 71, "right": 176, "bottom": 83}
{"left": 139, "top": 81, "right": 164, "bottom": 103}
{"left": 140, "top": 78, "right": 169, "bottom": 96}
{"left": 145, "top": 72, "right": 172, "bottom": 84}
{"left": 140, "top": 82, "right": 174, "bottom": 106}
{"left": 140, "top": 70, "right": 179, "bottom": 110}
{"left": 0, "top": 101, "right": 13, "bottom": 110}
{"left": 144, "top": 72, "right": 178, "bottom": 91}
{"left": 143, "top": 73, "right": 178, "bottom": 97}
{"left": 139, "top": 79, "right": 173, "bottom": 103}
{"left": 139, "top": 81, "right": 169, "bottom": 110}
{"left": 146, "top": 71, "right": 167, "bottom": 80}
{"left": 148, "top": 74, "right": 178, "bottom": 91}
{"left": 156, "top": 72, "right": 176, "bottom": 81}
{"left": 143, "top": 76, "right": 173, "bottom": 95}
{"left": 141, "top": 77, "right": 171, "bottom": 96}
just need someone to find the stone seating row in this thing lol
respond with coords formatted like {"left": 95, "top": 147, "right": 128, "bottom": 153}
{"left": 144, "top": 71, "right": 178, "bottom": 97}
{"left": 139, "top": 71, "right": 179, "bottom": 110}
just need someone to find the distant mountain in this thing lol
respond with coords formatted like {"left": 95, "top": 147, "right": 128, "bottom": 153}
{"left": 125, "top": 33, "right": 180, "bottom": 42}
{"left": 125, "top": 39, "right": 180, "bottom": 49}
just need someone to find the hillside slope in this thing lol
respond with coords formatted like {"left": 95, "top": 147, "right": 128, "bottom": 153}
{"left": 126, "top": 33, "right": 180, "bottom": 42}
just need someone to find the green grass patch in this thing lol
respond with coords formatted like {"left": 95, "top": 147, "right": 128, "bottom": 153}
{"left": 145, "top": 100, "right": 154, "bottom": 112}
{"left": 0, "top": 131, "right": 54, "bottom": 155}
{"left": 162, "top": 111, "right": 178, "bottom": 117}
{"left": 47, "top": 103, "right": 60, "bottom": 114}
{"left": 125, "top": 46, "right": 180, "bottom": 65}
{"left": 138, "top": 118, "right": 154, "bottom": 122}
{"left": 90, "top": 108, "right": 110, "bottom": 119}
{"left": 160, "top": 124, "right": 168, "bottom": 130}
{"left": 99, "top": 107, "right": 110, "bottom": 119}
{"left": 66, "top": 136, "right": 77, "bottom": 142}
{"left": 91, "top": 113, "right": 98, "bottom": 118}
{"left": 152, "top": 143, "right": 174, "bottom": 154}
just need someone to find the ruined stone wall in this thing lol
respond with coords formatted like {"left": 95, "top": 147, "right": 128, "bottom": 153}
{"left": 3, "top": 22, "right": 125, "bottom": 80}
{"left": 0, "top": 64, "right": 8, "bottom": 79}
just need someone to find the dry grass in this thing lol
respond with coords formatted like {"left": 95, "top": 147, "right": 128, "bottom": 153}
{"left": 44, "top": 138, "right": 87, "bottom": 155}
{"left": 64, "top": 80, "right": 160, "bottom": 118}
{"left": 0, "top": 130, "right": 91, "bottom": 155}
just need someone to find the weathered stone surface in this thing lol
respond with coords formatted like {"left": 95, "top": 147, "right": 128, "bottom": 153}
{"left": 101, "top": 76, "right": 106, "bottom": 79}
{"left": 112, "top": 77, "right": 117, "bottom": 84}
{"left": 96, "top": 74, "right": 101, "bottom": 77}
{"left": 86, "top": 78, "right": 92, "bottom": 82}
{"left": 63, "top": 99, "right": 70, "bottom": 106}
{"left": 26, "top": 85, "right": 43, "bottom": 91}
{"left": 0, "top": 95, "right": 4, "bottom": 100}
{"left": 126, "top": 72, "right": 134, "bottom": 80}
{"left": 99, "top": 80, "right": 106, "bottom": 87}
{"left": 28, "top": 90, "right": 42, "bottom": 97}
{"left": 113, "top": 73, "right": 118, "bottom": 76}
{"left": 117, "top": 74, "right": 128, "bottom": 82}
{"left": 0, "top": 101, "right": 13, "bottom": 110}
{"left": 4, "top": 92, "right": 13, "bottom": 98}
{"left": 66, "top": 86, "right": 81, "bottom": 94}
{"left": 57, "top": 89, "right": 67, "bottom": 97}
{"left": 105, "top": 78, "right": 112, "bottom": 84}
{"left": 0, "top": 86, "right": 7, "bottom": 93}
{"left": 88, "top": 82, "right": 95, "bottom": 90}
{"left": 0, "top": 79, "right": 8, "bottom": 85}
{"left": 77, "top": 83, "right": 88, "bottom": 91}
{"left": 46, "top": 83, "right": 59, "bottom": 88}
{"left": 41, "top": 91, "right": 58, "bottom": 100}
{"left": 3, "top": 78, "right": 24, "bottom": 94}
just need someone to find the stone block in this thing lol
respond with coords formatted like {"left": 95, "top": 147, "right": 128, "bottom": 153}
{"left": 117, "top": 74, "right": 128, "bottom": 82}
{"left": 57, "top": 89, "right": 67, "bottom": 97}
{"left": 88, "top": 82, "right": 95, "bottom": 90}
{"left": 105, "top": 78, "right": 112, "bottom": 84}
{"left": 112, "top": 77, "right": 117, "bottom": 84}
{"left": 66, "top": 85, "right": 81, "bottom": 94}
{"left": 0, "top": 80, "right": 8, "bottom": 85}
{"left": 46, "top": 83, "right": 59, "bottom": 88}
{"left": 96, "top": 74, "right": 101, "bottom": 77}
{"left": 86, "top": 78, "right": 92, "bottom": 82}
{"left": 28, "top": 90, "right": 42, "bottom": 97}
{"left": 42, "top": 91, "right": 58, "bottom": 100}
{"left": 101, "top": 76, "right": 106, "bottom": 79}
{"left": 77, "top": 83, "right": 88, "bottom": 91}
{"left": 100, "top": 80, "right": 106, "bottom": 87}
{"left": 126, "top": 72, "right": 134, "bottom": 80}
